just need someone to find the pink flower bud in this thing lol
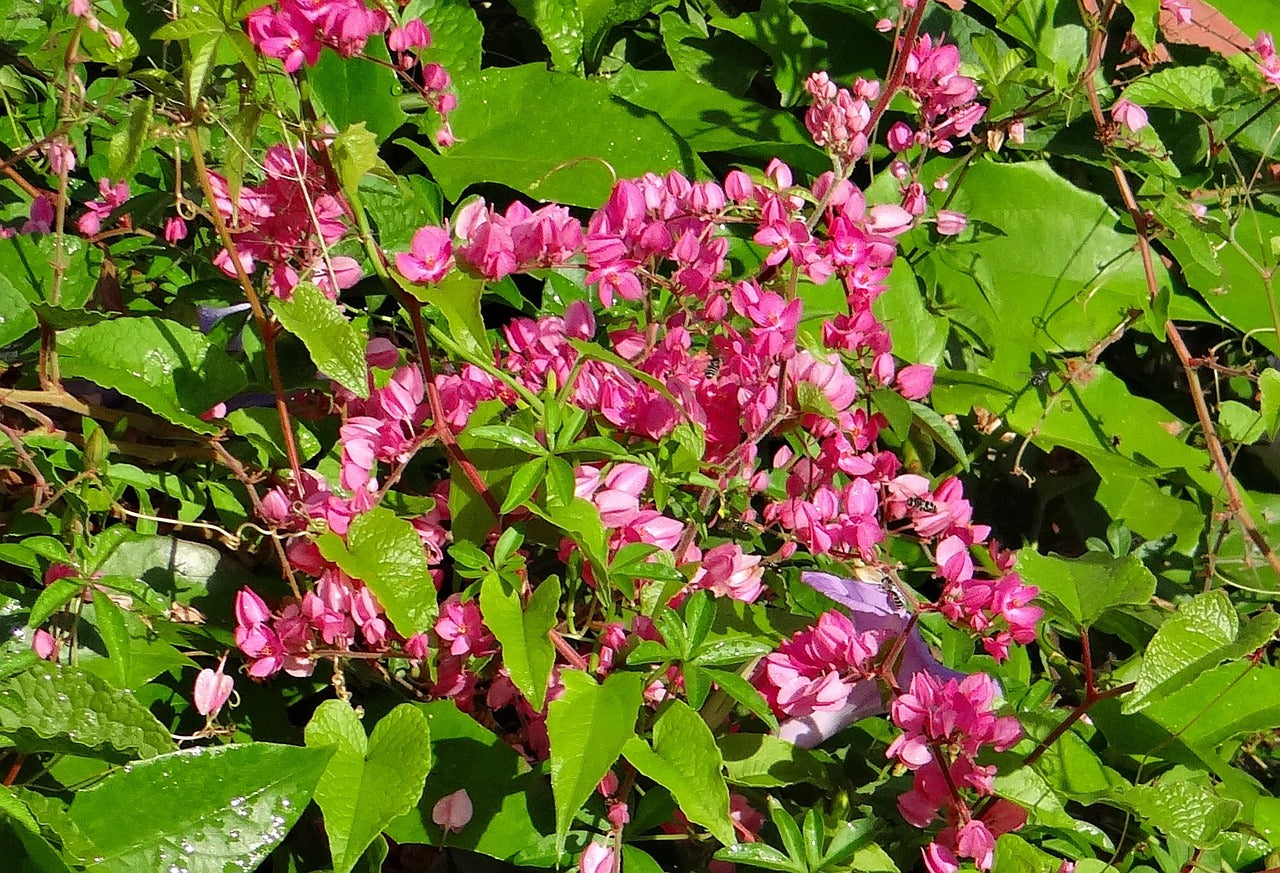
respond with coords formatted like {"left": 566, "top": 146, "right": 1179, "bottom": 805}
{"left": 432, "top": 788, "right": 473, "bottom": 833}
{"left": 193, "top": 662, "right": 234, "bottom": 717}
{"left": 1112, "top": 98, "right": 1148, "bottom": 133}
{"left": 724, "top": 169, "right": 754, "bottom": 203}
{"left": 579, "top": 841, "right": 615, "bottom": 873}
{"left": 1008, "top": 119, "right": 1026, "bottom": 144}
{"left": 404, "top": 632, "right": 430, "bottom": 660}
{"left": 887, "top": 122, "right": 913, "bottom": 152}
{"left": 163, "top": 216, "right": 188, "bottom": 244}
{"left": 935, "top": 210, "right": 968, "bottom": 236}
{"left": 875, "top": 17, "right": 894, "bottom": 32}
{"left": 868, "top": 204, "right": 914, "bottom": 236}
{"left": 234, "top": 587, "right": 272, "bottom": 627}
{"left": 32, "top": 629, "right": 56, "bottom": 661}
{"left": 896, "top": 363, "right": 936, "bottom": 399}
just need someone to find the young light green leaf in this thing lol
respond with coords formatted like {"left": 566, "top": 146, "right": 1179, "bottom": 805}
{"left": 317, "top": 506, "right": 436, "bottom": 635}
{"left": 0, "top": 661, "right": 175, "bottom": 761}
{"left": 713, "top": 842, "right": 805, "bottom": 873}
{"left": 480, "top": 574, "right": 560, "bottom": 710}
{"left": 1122, "top": 66, "right": 1226, "bottom": 113}
{"left": 508, "top": 0, "right": 584, "bottom": 72}
{"left": 706, "top": 670, "right": 780, "bottom": 731}
{"left": 272, "top": 282, "right": 369, "bottom": 399}
{"left": 468, "top": 425, "right": 547, "bottom": 455}
{"left": 331, "top": 123, "right": 381, "bottom": 204}
{"left": 546, "top": 670, "right": 643, "bottom": 853}
{"left": 719, "top": 734, "right": 827, "bottom": 788}
{"left": 1015, "top": 550, "right": 1155, "bottom": 627}
{"left": 1218, "top": 400, "right": 1266, "bottom": 444}
{"left": 306, "top": 701, "right": 433, "bottom": 873}
{"left": 1125, "top": 590, "right": 1280, "bottom": 712}
{"left": 620, "top": 700, "right": 735, "bottom": 845}
{"left": 67, "top": 744, "right": 331, "bottom": 873}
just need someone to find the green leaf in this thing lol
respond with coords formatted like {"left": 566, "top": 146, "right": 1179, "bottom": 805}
{"left": 57, "top": 317, "right": 247, "bottom": 434}
{"left": 1015, "top": 550, "right": 1155, "bottom": 627}
{"left": 1219, "top": 400, "right": 1266, "bottom": 444}
{"left": 908, "top": 400, "right": 969, "bottom": 469}
{"left": 502, "top": 458, "right": 546, "bottom": 513}
{"left": 310, "top": 36, "right": 406, "bottom": 141}
{"left": 107, "top": 96, "right": 153, "bottom": 181}
{"left": 1125, "top": 779, "right": 1242, "bottom": 847}
{"left": 420, "top": 65, "right": 696, "bottom": 208}
{"left": 1122, "top": 0, "right": 1159, "bottom": 50}
{"left": 27, "top": 577, "right": 82, "bottom": 629}
{"left": 412, "top": 270, "right": 493, "bottom": 361}
{"left": 713, "top": 842, "right": 805, "bottom": 873}
{"left": 1123, "top": 65, "right": 1226, "bottom": 113}
{"left": 0, "top": 270, "right": 37, "bottom": 347}
{"left": 0, "top": 786, "right": 73, "bottom": 873}
{"left": 469, "top": 425, "right": 547, "bottom": 455}
{"left": 767, "top": 795, "right": 807, "bottom": 866}
{"left": 718, "top": 733, "right": 829, "bottom": 788}
{"left": 0, "top": 230, "right": 102, "bottom": 310}
{"left": 90, "top": 594, "right": 131, "bottom": 688}
{"left": 0, "top": 660, "right": 176, "bottom": 761}
{"left": 152, "top": 10, "right": 225, "bottom": 40}
{"left": 1261, "top": 369, "right": 1280, "bottom": 440}
{"left": 330, "top": 123, "right": 381, "bottom": 205}
{"left": 306, "top": 702, "right": 432, "bottom": 873}
{"left": 1204, "top": 0, "right": 1280, "bottom": 45}
{"left": 818, "top": 820, "right": 875, "bottom": 871}
{"left": 705, "top": 669, "right": 780, "bottom": 731}
{"left": 1142, "top": 664, "right": 1280, "bottom": 749}
{"left": 1125, "top": 590, "right": 1280, "bottom": 712}
{"left": 271, "top": 282, "right": 369, "bottom": 398}
{"left": 480, "top": 574, "right": 560, "bottom": 711}
{"left": 546, "top": 669, "right": 643, "bottom": 853}
{"left": 67, "top": 743, "right": 331, "bottom": 872}
{"left": 317, "top": 506, "right": 436, "bottom": 635}
{"left": 385, "top": 700, "right": 555, "bottom": 861}
{"left": 620, "top": 700, "right": 735, "bottom": 845}
{"left": 509, "top": 0, "right": 583, "bottom": 72}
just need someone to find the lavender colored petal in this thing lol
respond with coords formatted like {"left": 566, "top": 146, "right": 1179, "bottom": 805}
{"left": 197, "top": 302, "right": 252, "bottom": 334}
{"left": 801, "top": 571, "right": 899, "bottom": 617}
{"left": 778, "top": 680, "right": 883, "bottom": 748}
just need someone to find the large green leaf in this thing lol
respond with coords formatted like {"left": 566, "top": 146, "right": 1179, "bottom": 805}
{"left": 1015, "top": 550, "right": 1156, "bottom": 627}
{"left": 1143, "top": 664, "right": 1280, "bottom": 749}
{"left": 1125, "top": 590, "right": 1280, "bottom": 713}
{"left": 0, "top": 234, "right": 102, "bottom": 310}
{"left": 271, "top": 282, "right": 369, "bottom": 398}
{"left": 309, "top": 36, "right": 406, "bottom": 141}
{"left": 57, "top": 316, "right": 247, "bottom": 433}
{"left": 306, "top": 702, "right": 432, "bottom": 873}
{"left": 0, "top": 786, "right": 73, "bottom": 873}
{"left": 419, "top": 65, "right": 697, "bottom": 207}
{"left": 621, "top": 700, "right": 735, "bottom": 845}
{"left": 1200, "top": 0, "right": 1278, "bottom": 43}
{"left": 1122, "top": 66, "right": 1226, "bottom": 113}
{"left": 67, "top": 743, "right": 331, "bottom": 873}
{"left": 0, "top": 661, "right": 176, "bottom": 761}
{"left": 1124, "top": 779, "right": 1242, "bottom": 848}
{"left": 385, "top": 700, "right": 556, "bottom": 861}
{"left": 480, "top": 574, "right": 560, "bottom": 711}
{"left": 316, "top": 505, "right": 437, "bottom": 636}
{"left": 546, "top": 669, "right": 643, "bottom": 852}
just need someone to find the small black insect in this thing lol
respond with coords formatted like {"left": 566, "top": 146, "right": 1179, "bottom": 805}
{"left": 704, "top": 356, "right": 722, "bottom": 379}
{"left": 906, "top": 496, "right": 936, "bottom": 513}
{"left": 880, "top": 577, "right": 908, "bottom": 609}
{"left": 1030, "top": 365, "right": 1052, "bottom": 388}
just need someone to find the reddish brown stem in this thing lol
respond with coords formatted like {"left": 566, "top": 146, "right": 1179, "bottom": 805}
{"left": 407, "top": 303, "right": 503, "bottom": 520}
{"left": 3, "top": 754, "right": 24, "bottom": 786}
{"left": 186, "top": 128, "right": 305, "bottom": 490}
{"left": 1074, "top": 0, "right": 1280, "bottom": 582}
{"left": 548, "top": 628, "right": 590, "bottom": 672}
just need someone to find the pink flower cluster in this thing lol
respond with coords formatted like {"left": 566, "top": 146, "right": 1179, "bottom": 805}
{"left": 888, "top": 672, "right": 1024, "bottom": 873}
{"left": 246, "top": 0, "right": 390, "bottom": 72}
{"left": 453, "top": 199, "right": 583, "bottom": 281}
{"left": 899, "top": 35, "right": 986, "bottom": 154}
{"left": 757, "top": 610, "right": 886, "bottom": 719}
{"left": 77, "top": 178, "right": 130, "bottom": 236}
{"left": 208, "top": 144, "right": 357, "bottom": 299}
{"left": 935, "top": 538, "right": 1041, "bottom": 661}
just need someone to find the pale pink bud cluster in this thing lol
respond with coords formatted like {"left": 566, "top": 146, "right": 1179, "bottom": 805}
{"left": 449, "top": 199, "right": 583, "bottom": 282}
{"left": 803, "top": 72, "right": 878, "bottom": 163}
{"left": 208, "top": 145, "right": 356, "bottom": 299}
{"left": 757, "top": 610, "right": 887, "bottom": 720}
{"left": 69, "top": 0, "right": 123, "bottom": 49}
{"left": 193, "top": 656, "right": 234, "bottom": 718}
{"left": 888, "top": 672, "right": 1024, "bottom": 873}
{"left": 899, "top": 36, "right": 986, "bottom": 154}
